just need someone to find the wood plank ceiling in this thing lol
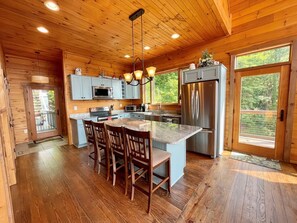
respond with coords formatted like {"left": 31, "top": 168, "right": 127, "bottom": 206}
{"left": 0, "top": 0, "right": 231, "bottom": 63}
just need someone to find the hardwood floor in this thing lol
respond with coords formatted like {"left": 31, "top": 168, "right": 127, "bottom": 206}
{"left": 11, "top": 145, "right": 297, "bottom": 223}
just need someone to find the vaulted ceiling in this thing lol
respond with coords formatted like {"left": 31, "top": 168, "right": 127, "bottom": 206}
{"left": 0, "top": 0, "right": 231, "bottom": 63}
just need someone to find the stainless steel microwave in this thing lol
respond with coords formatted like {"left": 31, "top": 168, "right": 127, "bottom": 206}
{"left": 92, "top": 86, "right": 113, "bottom": 99}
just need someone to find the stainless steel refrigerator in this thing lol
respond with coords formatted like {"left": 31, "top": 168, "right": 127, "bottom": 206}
{"left": 181, "top": 65, "right": 226, "bottom": 157}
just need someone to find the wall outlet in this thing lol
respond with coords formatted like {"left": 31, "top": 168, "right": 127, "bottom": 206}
{"left": 74, "top": 106, "right": 78, "bottom": 111}
{"left": 24, "top": 129, "right": 28, "bottom": 134}
{"left": 119, "top": 104, "right": 122, "bottom": 108}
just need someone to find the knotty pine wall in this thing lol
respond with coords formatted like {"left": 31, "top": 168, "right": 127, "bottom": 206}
{"left": 5, "top": 54, "right": 67, "bottom": 144}
{"left": 145, "top": 0, "right": 297, "bottom": 163}
{"left": 0, "top": 43, "right": 14, "bottom": 222}
{"left": 63, "top": 52, "right": 141, "bottom": 145}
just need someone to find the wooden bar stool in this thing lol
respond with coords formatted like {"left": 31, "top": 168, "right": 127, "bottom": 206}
{"left": 92, "top": 121, "right": 111, "bottom": 180}
{"left": 83, "top": 120, "right": 97, "bottom": 170}
{"left": 123, "top": 127, "right": 171, "bottom": 213}
{"left": 105, "top": 124, "right": 129, "bottom": 195}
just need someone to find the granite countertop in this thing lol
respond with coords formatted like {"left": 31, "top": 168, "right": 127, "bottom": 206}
{"left": 131, "top": 111, "right": 181, "bottom": 118}
{"left": 104, "top": 118, "right": 201, "bottom": 144}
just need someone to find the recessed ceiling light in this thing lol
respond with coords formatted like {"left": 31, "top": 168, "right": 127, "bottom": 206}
{"left": 144, "top": 46, "right": 150, "bottom": 50}
{"left": 37, "top": 26, "right": 49, "bottom": 34}
{"left": 171, "top": 33, "right": 180, "bottom": 39}
{"left": 44, "top": 1, "right": 60, "bottom": 11}
{"left": 124, "top": 55, "right": 130, "bottom": 58}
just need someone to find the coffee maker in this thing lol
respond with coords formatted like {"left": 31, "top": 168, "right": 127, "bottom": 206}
{"left": 140, "top": 103, "right": 149, "bottom": 112}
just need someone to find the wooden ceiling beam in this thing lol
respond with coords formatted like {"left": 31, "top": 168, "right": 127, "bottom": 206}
{"left": 206, "top": 0, "right": 232, "bottom": 36}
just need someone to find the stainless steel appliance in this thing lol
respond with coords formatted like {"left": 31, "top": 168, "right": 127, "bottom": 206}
{"left": 92, "top": 86, "right": 113, "bottom": 99}
{"left": 125, "top": 105, "right": 137, "bottom": 112}
{"left": 181, "top": 65, "right": 226, "bottom": 157}
{"left": 89, "top": 107, "right": 118, "bottom": 121}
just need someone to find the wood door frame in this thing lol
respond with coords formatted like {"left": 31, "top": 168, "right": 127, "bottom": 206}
{"left": 232, "top": 65, "right": 290, "bottom": 160}
{"left": 24, "top": 84, "right": 62, "bottom": 141}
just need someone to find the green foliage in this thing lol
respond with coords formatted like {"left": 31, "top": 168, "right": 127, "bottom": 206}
{"left": 236, "top": 46, "right": 290, "bottom": 69}
{"left": 154, "top": 72, "right": 178, "bottom": 103}
{"left": 47, "top": 90, "right": 56, "bottom": 111}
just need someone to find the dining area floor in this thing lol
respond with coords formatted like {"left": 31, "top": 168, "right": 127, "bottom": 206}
{"left": 11, "top": 144, "right": 297, "bottom": 223}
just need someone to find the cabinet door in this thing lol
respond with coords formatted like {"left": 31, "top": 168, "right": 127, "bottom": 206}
{"left": 132, "top": 81, "right": 140, "bottom": 99}
{"left": 183, "top": 70, "right": 198, "bottom": 83}
{"left": 91, "top": 77, "right": 101, "bottom": 86}
{"left": 92, "top": 77, "right": 112, "bottom": 87}
{"left": 101, "top": 78, "right": 112, "bottom": 87}
{"left": 70, "top": 75, "right": 83, "bottom": 100}
{"left": 125, "top": 82, "right": 133, "bottom": 99}
{"left": 125, "top": 81, "right": 140, "bottom": 99}
{"left": 112, "top": 79, "right": 122, "bottom": 99}
{"left": 81, "top": 76, "right": 92, "bottom": 100}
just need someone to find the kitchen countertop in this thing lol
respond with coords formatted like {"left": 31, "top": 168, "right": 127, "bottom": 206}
{"left": 104, "top": 118, "right": 201, "bottom": 144}
{"left": 69, "top": 110, "right": 181, "bottom": 120}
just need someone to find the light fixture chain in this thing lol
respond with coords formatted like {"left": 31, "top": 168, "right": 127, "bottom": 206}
{"left": 141, "top": 14, "right": 144, "bottom": 74}
{"left": 132, "top": 19, "right": 135, "bottom": 73}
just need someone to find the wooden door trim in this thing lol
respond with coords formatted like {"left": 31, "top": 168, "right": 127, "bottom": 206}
{"left": 232, "top": 65, "right": 289, "bottom": 160}
{"left": 284, "top": 40, "right": 297, "bottom": 162}
{"left": 24, "top": 85, "right": 61, "bottom": 141}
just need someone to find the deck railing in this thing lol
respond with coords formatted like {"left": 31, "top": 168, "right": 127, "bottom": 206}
{"left": 35, "top": 111, "right": 57, "bottom": 133}
{"left": 240, "top": 110, "right": 277, "bottom": 140}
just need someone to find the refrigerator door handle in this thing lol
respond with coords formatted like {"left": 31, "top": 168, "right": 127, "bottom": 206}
{"left": 191, "top": 89, "right": 195, "bottom": 121}
{"left": 196, "top": 90, "right": 200, "bottom": 121}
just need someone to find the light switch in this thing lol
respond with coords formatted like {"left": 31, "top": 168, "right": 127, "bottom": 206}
{"left": 24, "top": 129, "right": 28, "bottom": 134}
{"left": 119, "top": 104, "right": 122, "bottom": 108}
{"left": 74, "top": 106, "right": 78, "bottom": 111}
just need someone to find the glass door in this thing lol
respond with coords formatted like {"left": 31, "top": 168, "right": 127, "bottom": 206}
{"left": 26, "top": 86, "right": 61, "bottom": 142}
{"left": 232, "top": 65, "right": 290, "bottom": 160}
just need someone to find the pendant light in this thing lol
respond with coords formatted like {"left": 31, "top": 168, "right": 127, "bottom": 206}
{"left": 123, "top": 9, "right": 156, "bottom": 86}
{"left": 31, "top": 51, "right": 49, "bottom": 84}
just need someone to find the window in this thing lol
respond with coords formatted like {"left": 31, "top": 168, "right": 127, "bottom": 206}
{"left": 151, "top": 70, "right": 179, "bottom": 104}
{"left": 235, "top": 45, "right": 291, "bottom": 69}
{"left": 144, "top": 81, "right": 151, "bottom": 104}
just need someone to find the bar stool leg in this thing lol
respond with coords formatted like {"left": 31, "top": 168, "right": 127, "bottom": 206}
{"left": 130, "top": 162, "right": 135, "bottom": 201}
{"left": 97, "top": 147, "right": 101, "bottom": 174}
{"left": 148, "top": 169, "right": 153, "bottom": 214}
{"left": 112, "top": 154, "right": 116, "bottom": 186}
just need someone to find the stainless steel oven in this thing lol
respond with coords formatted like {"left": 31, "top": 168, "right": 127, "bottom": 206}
{"left": 92, "top": 86, "right": 113, "bottom": 99}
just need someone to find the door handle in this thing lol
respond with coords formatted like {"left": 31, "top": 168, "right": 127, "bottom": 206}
{"left": 56, "top": 109, "right": 60, "bottom": 116}
{"left": 280, "top": 109, "right": 284, "bottom": 122}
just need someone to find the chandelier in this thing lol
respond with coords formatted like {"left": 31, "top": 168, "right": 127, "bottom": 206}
{"left": 123, "top": 9, "right": 156, "bottom": 86}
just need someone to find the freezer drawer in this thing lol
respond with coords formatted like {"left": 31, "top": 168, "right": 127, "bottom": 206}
{"left": 186, "top": 129, "right": 216, "bottom": 157}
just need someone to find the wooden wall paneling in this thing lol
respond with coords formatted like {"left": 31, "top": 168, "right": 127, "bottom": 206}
{"left": 5, "top": 55, "right": 66, "bottom": 144}
{"left": 0, "top": 43, "right": 15, "bottom": 223}
{"left": 227, "top": 55, "right": 235, "bottom": 150}
{"left": 287, "top": 41, "right": 297, "bottom": 163}
{"left": 63, "top": 51, "right": 141, "bottom": 145}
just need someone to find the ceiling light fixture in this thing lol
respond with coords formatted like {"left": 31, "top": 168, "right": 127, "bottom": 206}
{"left": 44, "top": 1, "right": 60, "bottom": 11}
{"left": 144, "top": 46, "right": 150, "bottom": 50}
{"left": 123, "top": 9, "right": 156, "bottom": 86}
{"left": 124, "top": 54, "right": 130, "bottom": 58}
{"left": 37, "top": 26, "right": 49, "bottom": 34}
{"left": 171, "top": 33, "right": 180, "bottom": 39}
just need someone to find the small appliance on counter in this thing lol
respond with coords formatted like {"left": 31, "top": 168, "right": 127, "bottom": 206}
{"left": 140, "top": 103, "right": 149, "bottom": 112}
{"left": 89, "top": 107, "right": 118, "bottom": 121}
{"left": 124, "top": 104, "right": 137, "bottom": 112}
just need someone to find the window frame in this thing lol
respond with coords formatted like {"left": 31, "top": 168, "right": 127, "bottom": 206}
{"left": 234, "top": 44, "right": 292, "bottom": 71}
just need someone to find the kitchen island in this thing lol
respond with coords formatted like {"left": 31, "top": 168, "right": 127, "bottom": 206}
{"left": 104, "top": 118, "right": 202, "bottom": 186}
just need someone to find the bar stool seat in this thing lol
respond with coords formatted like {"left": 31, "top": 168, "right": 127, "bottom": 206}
{"left": 152, "top": 148, "right": 170, "bottom": 167}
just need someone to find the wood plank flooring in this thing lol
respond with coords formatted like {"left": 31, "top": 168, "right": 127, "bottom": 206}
{"left": 10, "top": 145, "right": 297, "bottom": 223}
